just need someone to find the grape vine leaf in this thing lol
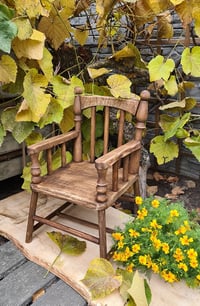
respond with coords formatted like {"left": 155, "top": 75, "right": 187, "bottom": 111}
{"left": 127, "top": 271, "right": 149, "bottom": 306}
{"left": 38, "top": 97, "right": 64, "bottom": 129}
{"left": 0, "top": 3, "right": 17, "bottom": 53}
{"left": 12, "top": 29, "right": 45, "bottom": 60}
{"left": 38, "top": 47, "right": 53, "bottom": 82}
{"left": 184, "top": 135, "right": 200, "bottom": 161}
{"left": 181, "top": 46, "right": 200, "bottom": 77}
{"left": 148, "top": 55, "right": 175, "bottom": 81}
{"left": 0, "top": 124, "right": 6, "bottom": 146}
{"left": 87, "top": 67, "right": 111, "bottom": 79}
{"left": 47, "top": 231, "right": 86, "bottom": 255}
{"left": 22, "top": 68, "right": 51, "bottom": 122}
{"left": 107, "top": 74, "right": 132, "bottom": 98}
{"left": 164, "top": 75, "right": 178, "bottom": 96}
{"left": 81, "top": 258, "right": 122, "bottom": 299}
{"left": 0, "top": 55, "right": 17, "bottom": 84}
{"left": 164, "top": 112, "right": 190, "bottom": 141}
{"left": 150, "top": 135, "right": 179, "bottom": 164}
{"left": 14, "top": 17, "right": 33, "bottom": 40}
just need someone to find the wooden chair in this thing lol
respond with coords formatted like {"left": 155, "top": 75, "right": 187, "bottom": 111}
{"left": 25, "top": 88, "right": 149, "bottom": 258}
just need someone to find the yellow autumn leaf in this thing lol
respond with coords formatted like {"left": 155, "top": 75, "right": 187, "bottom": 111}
{"left": 170, "top": 0, "right": 184, "bottom": 5}
{"left": 157, "top": 12, "right": 173, "bottom": 39}
{"left": 38, "top": 9, "right": 73, "bottom": 50}
{"left": 16, "top": 99, "right": 33, "bottom": 122}
{"left": 12, "top": 29, "right": 45, "bottom": 60}
{"left": 164, "top": 75, "right": 178, "bottom": 96}
{"left": 192, "top": 7, "right": 200, "bottom": 37}
{"left": 181, "top": 46, "right": 200, "bottom": 77}
{"left": 148, "top": 0, "right": 170, "bottom": 14}
{"left": 14, "top": 0, "right": 49, "bottom": 18}
{"left": 22, "top": 69, "right": 51, "bottom": 122}
{"left": 107, "top": 74, "right": 132, "bottom": 98}
{"left": 0, "top": 55, "right": 17, "bottom": 84}
{"left": 14, "top": 17, "right": 33, "bottom": 40}
{"left": 38, "top": 48, "right": 53, "bottom": 82}
{"left": 87, "top": 67, "right": 111, "bottom": 79}
{"left": 127, "top": 271, "right": 148, "bottom": 306}
{"left": 148, "top": 55, "right": 175, "bottom": 81}
{"left": 74, "top": 26, "right": 89, "bottom": 46}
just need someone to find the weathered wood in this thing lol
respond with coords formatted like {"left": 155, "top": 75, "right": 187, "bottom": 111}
{"left": 26, "top": 90, "right": 149, "bottom": 258}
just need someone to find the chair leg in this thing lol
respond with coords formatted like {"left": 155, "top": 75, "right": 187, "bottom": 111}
{"left": 98, "top": 210, "right": 107, "bottom": 258}
{"left": 26, "top": 191, "right": 38, "bottom": 243}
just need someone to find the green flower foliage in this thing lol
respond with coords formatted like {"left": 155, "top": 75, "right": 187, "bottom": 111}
{"left": 112, "top": 197, "right": 200, "bottom": 288}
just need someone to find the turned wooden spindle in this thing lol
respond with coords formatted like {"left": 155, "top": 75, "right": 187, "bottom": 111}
{"left": 30, "top": 153, "right": 41, "bottom": 184}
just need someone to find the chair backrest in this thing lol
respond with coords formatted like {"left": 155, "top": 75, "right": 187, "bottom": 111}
{"left": 73, "top": 89, "right": 149, "bottom": 163}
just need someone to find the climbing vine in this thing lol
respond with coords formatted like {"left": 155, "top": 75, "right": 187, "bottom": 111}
{"left": 0, "top": 0, "right": 200, "bottom": 171}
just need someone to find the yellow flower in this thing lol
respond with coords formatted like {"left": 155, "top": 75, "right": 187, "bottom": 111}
{"left": 132, "top": 244, "right": 141, "bottom": 253}
{"left": 124, "top": 246, "right": 133, "bottom": 259}
{"left": 126, "top": 263, "right": 134, "bottom": 273}
{"left": 118, "top": 240, "right": 124, "bottom": 249}
{"left": 112, "top": 251, "right": 122, "bottom": 261}
{"left": 135, "top": 196, "right": 143, "bottom": 205}
{"left": 112, "top": 232, "right": 124, "bottom": 241}
{"left": 173, "top": 248, "right": 184, "bottom": 262}
{"left": 153, "top": 238, "right": 162, "bottom": 250}
{"left": 178, "top": 263, "right": 188, "bottom": 272}
{"left": 170, "top": 209, "right": 179, "bottom": 217}
{"left": 190, "top": 259, "right": 198, "bottom": 268}
{"left": 137, "top": 208, "right": 148, "bottom": 220}
{"left": 152, "top": 263, "right": 159, "bottom": 274}
{"left": 180, "top": 235, "right": 193, "bottom": 246}
{"left": 187, "top": 248, "right": 198, "bottom": 260}
{"left": 150, "top": 219, "right": 162, "bottom": 229}
{"left": 161, "top": 270, "right": 177, "bottom": 283}
{"left": 139, "top": 255, "right": 147, "bottom": 266}
{"left": 151, "top": 199, "right": 160, "bottom": 208}
{"left": 129, "top": 228, "right": 140, "bottom": 238}
{"left": 196, "top": 274, "right": 200, "bottom": 281}
{"left": 162, "top": 243, "right": 170, "bottom": 254}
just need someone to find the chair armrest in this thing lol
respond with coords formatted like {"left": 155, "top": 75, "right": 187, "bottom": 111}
{"left": 95, "top": 139, "right": 141, "bottom": 170}
{"left": 28, "top": 131, "right": 79, "bottom": 155}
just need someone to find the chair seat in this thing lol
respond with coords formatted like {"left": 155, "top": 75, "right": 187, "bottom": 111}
{"left": 31, "top": 161, "right": 138, "bottom": 210}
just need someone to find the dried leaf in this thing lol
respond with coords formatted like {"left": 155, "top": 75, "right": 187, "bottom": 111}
{"left": 147, "top": 185, "right": 158, "bottom": 196}
{"left": 167, "top": 176, "right": 179, "bottom": 183}
{"left": 171, "top": 186, "right": 185, "bottom": 195}
{"left": 153, "top": 171, "right": 165, "bottom": 181}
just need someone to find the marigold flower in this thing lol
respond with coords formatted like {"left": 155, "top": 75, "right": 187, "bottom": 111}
{"left": 152, "top": 263, "right": 159, "bottom": 273}
{"left": 190, "top": 259, "right": 198, "bottom": 269}
{"left": 112, "top": 232, "right": 124, "bottom": 241}
{"left": 180, "top": 235, "right": 193, "bottom": 246}
{"left": 126, "top": 263, "right": 134, "bottom": 272}
{"left": 139, "top": 255, "right": 147, "bottom": 266}
{"left": 124, "top": 246, "right": 133, "bottom": 259}
{"left": 151, "top": 199, "right": 160, "bottom": 208}
{"left": 137, "top": 208, "right": 148, "bottom": 220}
{"left": 161, "top": 270, "right": 177, "bottom": 283}
{"left": 132, "top": 244, "right": 141, "bottom": 253}
{"left": 196, "top": 274, "right": 200, "bottom": 281}
{"left": 173, "top": 248, "right": 184, "bottom": 262}
{"left": 129, "top": 228, "right": 140, "bottom": 238}
{"left": 178, "top": 263, "right": 188, "bottom": 272}
{"left": 153, "top": 238, "right": 162, "bottom": 250}
{"left": 187, "top": 248, "right": 198, "bottom": 260}
{"left": 135, "top": 196, "right": 143, "bottom": 205}
{"left": 118, "top": 240, "right": 124, "bottom": 249}
{"left": 170, "top": 209, "right": 179, "bottom": 217}
{"left": 150, "top": 219, "right": 162, "bottom": 229}
{"left": 162, "top": 242, "right": 170, "bottom": 254}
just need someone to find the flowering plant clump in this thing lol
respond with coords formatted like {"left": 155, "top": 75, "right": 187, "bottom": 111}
{"left": 111, "top": 196, "right": 200, "bottom": 288}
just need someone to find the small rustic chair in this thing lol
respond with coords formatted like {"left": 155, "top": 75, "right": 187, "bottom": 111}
{"left": 25, "top": 88, "right": 149, "bottom": 258}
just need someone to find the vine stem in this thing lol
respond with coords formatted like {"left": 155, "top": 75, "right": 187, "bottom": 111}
{"left": 44, "top": 249, "right": 62, "bottom": 278}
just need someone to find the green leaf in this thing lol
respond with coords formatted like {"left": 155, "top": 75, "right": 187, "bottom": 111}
{"left": 0, "top": 124, "right": 6, "bottom": 146}
{"left": 184, "top": 135, "right": 200, "bottom": 161}
{"left": 127, "top": 271, "right": 148, "bottom": 306}
{"left": 81, "top": 258, "right": 122, "bottom": 299}
{"left": 38, "top": 47, "right": 53, "bottom": 82}
{"left": 164, "top": 113, "right": 190, "bottom": 141}
{"left": 175, "top": 128, "right": 190, "bottom": 139}
{"left": 148, "top": 55, "right": 175, "bottom": 81}
{"left": 150, "top": 135, "right": 179, "bottom": 164}
{"left": 181, "top": 46, "right": 200, "bottom": 77}
{"left": 47, "top": 231, "right": 86, "bottom": 255}
{"left": 51, "top": 148, "right": 72, "bottom": 170}
{"left": 144, "top": 280, "right": 152, "bottom": 305}
{"left": 59, "top": 106, "right": 74, "bottom": 133}
{"left": 39, "top": 97, "right": 64, "bottom": 129}
{"left": 107, "top": 74, "right": 132, "bottom": 98}
{"left": 25, "top": 131, "right": 43, "bottom": 146}
{"left": 1, "top": 106, "right": 34, "bottom": 143}
{"left": 117, "top": 269, "right": 135, "bottom": 305}
{"left": 14, "top": 17, "right": 33, "bottom": 40}
{"left": 82, "top": 113, "right": 104, "bottom": 141}
{"left": 0, "top": 4, "right": 17, "bottom": 53}
{"left": 52, "top": 76, "right": 77, "bottom": 109}
{"left": 95, "top": 139, "right": 104, "bottom": 157}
